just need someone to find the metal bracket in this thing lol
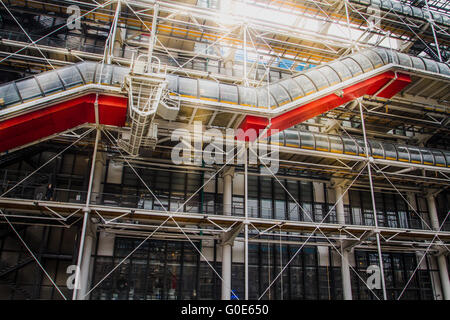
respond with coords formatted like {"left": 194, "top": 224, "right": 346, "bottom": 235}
{"left": 220, "top": 222, "right": 244, "bottom": 246}
{"left": 341, "top": 230, "right": 376, "bottom": 251}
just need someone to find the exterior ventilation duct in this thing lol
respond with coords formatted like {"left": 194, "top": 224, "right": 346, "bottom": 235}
{"left": 350, "top": 0, "right": 450, "bottom": 28}
{"left": 0, "top": 47, "right": 448, "bottom": 153}
{"left": 267, "top": 129, "right": 450, "bottom": 168}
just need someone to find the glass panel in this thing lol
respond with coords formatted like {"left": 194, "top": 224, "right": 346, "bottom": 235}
{"left": 279, "top": 78, "right": 304, "bottom": 100}
{"left": 410, "top": 57, "right": 426, "bottom": 70}
{"left": 35, "top": 71, "right": 64, "bottom": 94}
{"left": 198, "top": 79, "right": 219, "bottom": 100}
{"left": 403, "top": 5, "right": 412, "bottom": 16}
{"left": 383, "top": 143, "right": 398, "bottom": 160}
{"left": 396, "top": 53, "right": 413, "bottom": 68}
{"left": 419, "top": 148, "right": 434, "bottom": 165}
{"left": 269, "top": 83, "right": 290, "bottom": 106}
{"left": 293, "top": 75, "right": 316, "bottom": 95}
{"left": 299, "top": 131, "right": 315, "bottom": 149}
{"left": 0, "top": 83, "right": 21, "bottom": 107}
{"left": 442, "top": 14, "right": 450, "bottom": 26}
{"left": 380, "top": 0, "right": 393, "bottom": 10}
{"left": 329, "top": 135, "right": 343, "bottom": 153}
{"left": 369, "top": 140, "right": 384, "bottom": 159}
{"left": 431, "top": 150, "right": 446, "bottom": 166}
{"left": 77, "top": 62, "right": 97, "bottom": 83}
{"left": 288, "top": 202, "right": 299, "bottom": 221}
{"left": 408, "top": 147, "right": 422, "bottom": 164}
{"left": 238, "top": 86, "right": 257, "bottom": 106}
{"left": 178, "top": 77, "right": 197, "bottom": 97}
{"left": 411, "top": 7, "right": 423, "bottom": 20}
{"left": 392, "top": 2, "right": 403, "bottom": 13}
{"left": 261, "top": 199, "right": 272, "bottom": 219}
{"left": 15, "top": 77, "right": 42, "bottom": 101}
{"left": 111, "top": 66, "right": 127, "bottom": 85}
{"left": 95, "top": 64, "right": 114, "bottom": 84}
{"left": 248, "top": 198, "right": 258, "bottom": 218}
{"left": 351, "top": 54, "right": 374, "bottom": 72}
{"left": 437, "top": 62, "right": 450, "bottom": 76}
{"left": 314, "top": 133, "right": 329, "bottom": 151}
{"left": 256, "top": 87, "right": 276, "bottom": 108}
{"left": 219, "top": 83, "right": 238, "bottom": 103}
{"left": 328, "top": 61, "right": 352, "bottom": 81}
{"left": 372, "top": 47, "right": 390, "bottom": 64}
{"left": 342, "top": 136, "right": 357, "bottom": 155}
{"left": 341, "top": 57, "right": 364, "bottom": 76}
{"left": 284, "top": 130, "right": 300, "bottom": 147}
{"left": 356, "top": 139, "right": 367, "bottom": 156}
{"left": 318, "top": 66, "right": 341, "bottom": 85}
{"left": 58, "top": 66, "right": 84, "bottom": 88}
{"left": 443, "top": 151, "right": 450, "bottom": 167}
{"left": 270, "top": 131, "right": 284, "bottom": 145}
{"left": 423, "top": 59, "right": 439, "bottom": 73}
{"left": 166, "top": 75, "right": 178, "bottom": 92}
{"left": 371, "top": 0, "right": 381, "bottom": 6}
{"left": 396, "top": 145, "right": 410, "bottom": 162}
{"left": 274, "top": 200, "right": 286, "bottom": 220}
{"left": 306, "top": 70, "right": 328, "bottom": 90}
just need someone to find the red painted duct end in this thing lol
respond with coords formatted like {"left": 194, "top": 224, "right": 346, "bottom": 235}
{"left": 236, "top": 115, "right": 269, "bottom": 141}
{"left": 0, "top": 94, "right": 127, "bottom": 153}
{"left": 376, "top": 73, "right": 411, "bottom": 99}
{"left": 238, "top": 71, "right": 411, "bottom": 140}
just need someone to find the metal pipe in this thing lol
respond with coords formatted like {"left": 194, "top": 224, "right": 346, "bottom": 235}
{"left": 424, "top": 0, "right": 442, "bottom": 62}
{"left": 426, "top": 193, "right": 450, "bottom": 300}
{"left": 72, "top": 128, "right": 100, "bottom": 300}
{"left": 106, "top": 0, "right": 122, "bottom": 65}
{"left": 244, "top": 145, "right": 249, "bottom": 300}
{"left": 358, "top": 99, "right": 388, "bottom": 300}
{"left": 334, "top": 184, "right": 353, "bottom": 300}
{"left": 85, "top": 129, "right": 100, "bottom": 208}
{"left": 437, "top": 254, "right": 450, "bottom": 300}
{"left": 243, "top": 24, "right": 248, "bottom": 87}
{"left": 221, "top": 168, "right": 233, "bottom": 300}
{"left": 147, "top": 3, "right": 159, "bottom": 68}
{"left": 72, "top": 210, "right": 89, "bottom": 300}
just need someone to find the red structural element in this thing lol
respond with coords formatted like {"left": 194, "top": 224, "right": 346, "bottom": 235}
{"left": 0, "top": 94, "right": 127, "bottom": 152}
{"left": 237, "top": 71, "right": 411, "bottom": 141}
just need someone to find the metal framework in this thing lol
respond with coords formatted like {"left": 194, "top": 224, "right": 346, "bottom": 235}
{"left": 0, "top": 0, "right": 448, "bottom": 301}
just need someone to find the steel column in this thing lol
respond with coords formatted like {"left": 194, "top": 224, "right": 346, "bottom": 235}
{"left": 334, "top": 184, "right": 353, "bottom": 300}
{"left": 437, "top": 254, "right": 450, "bottom": 300}
{"left": 72, "top": 129, "right": 100, "bottom": 300}
{"left": 147, "top": 3, "right": 159, "bottom": 68}
{"left": 244, "top": 146, "right": 249, "bottom": 300}
{"left": 426, "top": 194, "right": 450, "bottom": 300}
{"left": 358, "top": 100, "right": 388, "bottom": 300}
{"left": 221, "top": 168, "right": 234, "bottom": 300}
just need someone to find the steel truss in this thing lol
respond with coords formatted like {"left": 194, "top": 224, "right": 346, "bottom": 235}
{"left": 0, "top": 0, "right": 448, "bottom": 301}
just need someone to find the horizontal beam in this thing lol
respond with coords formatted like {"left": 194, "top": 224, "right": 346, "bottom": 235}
{"left": 0, "top": 198, "right": 449, "bottom": 243}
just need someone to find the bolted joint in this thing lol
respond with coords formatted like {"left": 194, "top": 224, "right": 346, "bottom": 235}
{"left": 82, "top": 207, "right": 91, "bottom": 214}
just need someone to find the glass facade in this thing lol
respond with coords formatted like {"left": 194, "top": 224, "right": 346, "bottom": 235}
{"left": 0, "top": 148, "right": 447, "bottom": 300}
{"left": 351, "top": 251, "right": 438, "bottom": 300}
{"left": 0, "top": 148, "right": 445, "bottom": 229}
{"left": 90, "top": 238, "right": 201, "bottom": 300}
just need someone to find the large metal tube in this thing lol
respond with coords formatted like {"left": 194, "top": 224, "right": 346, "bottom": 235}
{"left": 437, "top": 254, "right": 450, "bottom": 300}
{"left": 426, "top": 193, "right": 450, "bottom": 300}
{"left": 334, "top": 184, "right": 353, "bottom": 300}
{"left": 221, "top": 168, "right": 234, "bottom": 300}
{"left": 73, "top": 129, "right": 99, "bottom": 300}
{"left": 359, "top": 100, "right": 388, "bottom": 300}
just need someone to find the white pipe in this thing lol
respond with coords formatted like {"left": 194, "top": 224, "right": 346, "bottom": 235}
{"left": 73, "top": 129, "right": 99, "bottom": 300}
{"left": 335, "top": 184, "right": 353, "bottom": 300}
{"left": 221, "top": 169, "right": 233, "bottom": 300}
